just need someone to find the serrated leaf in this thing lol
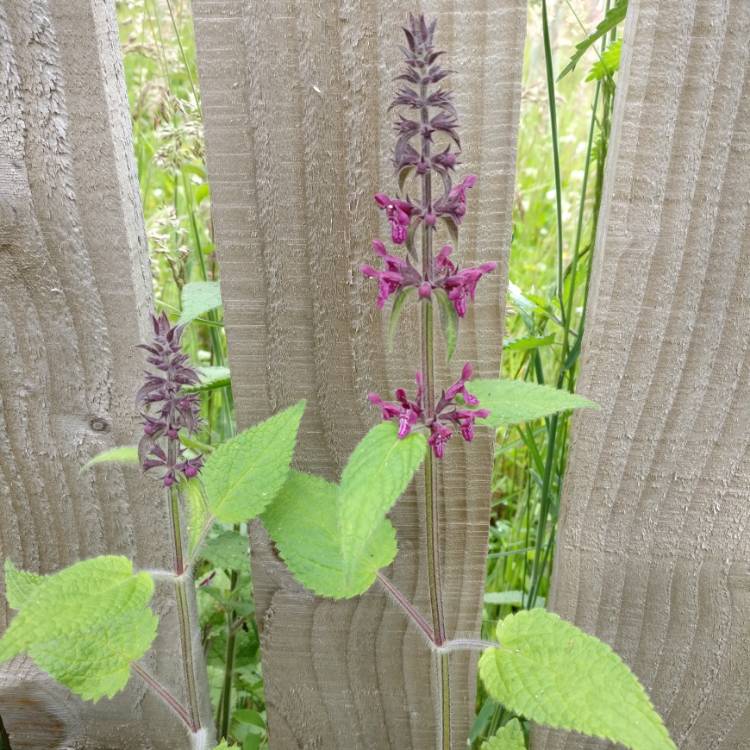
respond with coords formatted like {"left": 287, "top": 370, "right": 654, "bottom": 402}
{"left": 482, "top": 718, "right": 525, "bottom": 750}
{"left": 81, "top": 445, "right": 139, "bottom": 472}
{"left": 478, "top": 609, "right": 675, "bottom": 750}
{"left": 0, "top": 556, "right": 158, "bottom": 702}
{"left": 212, "top": 742, "right": 240, "bottom": 750}
{"left": 4, "top": 560, "right": 45, "bottom": 609}
{"left": 587, "top": 39, "right": 622, "bottom": 81}
{"left": 388, "top": 287, "right": 415, "bottom": 345}
{"left": 435, "top": 289, "right": 458, "bottom": 361}
{"left": 201, "top": 401, "right": 305, "bottom": 524}
{"left": 178, "top": 281, "right": 223, "bottom": 325}
{"left": 559, "top": 0, "right": 628, "bottom": 80}
{"left": 182, "top": 366, "right": 231, "bottom": 393}
{"left": 467, "top": 379, "right": 598, "bottom": 428}
{"left": 263, "top": 422, "right": 426, "bottom": 599}
{"left": 201, "top": 530, "right": 249, "bottom": 570}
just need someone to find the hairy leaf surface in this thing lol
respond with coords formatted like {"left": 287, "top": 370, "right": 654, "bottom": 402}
{"left": 263, "top": 422, "right": 426, "bottom": 598}
{"left": 478, "top": 609, "right": 675, "bottom": 750}
{"left": 202, "top": 401, "right": 305, "bottom": 523}
{"left": 482, "top": 718, "right": 525, "bottom": 750}
{"left": 467, "top": 379, "right": 597, "bottom": 428}
{"left": 0, "top": 556, "right": 158, "bottom": 702}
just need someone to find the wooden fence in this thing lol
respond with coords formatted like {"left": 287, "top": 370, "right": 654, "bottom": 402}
{"left": 0, "top": 0, "right": 747, "bottom": 748}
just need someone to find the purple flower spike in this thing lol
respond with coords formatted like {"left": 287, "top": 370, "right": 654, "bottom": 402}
{"left": 374, "top": 193, "right": 416, "bottom": 245}
{"left": 137, "top": 312, "right": 204, "bottom": 487}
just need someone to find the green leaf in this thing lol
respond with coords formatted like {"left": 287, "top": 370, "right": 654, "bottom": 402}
{"left": 467, "top": 379, "right": 598, "bottom": 428}
{"left": 559, "top": 0, "right": 628, "bottom": 80}
{"left": 435, "top": 289, "right": 458, "bottom": 361}
{"left": 388, "top": 287, "right": 415, "bottom": 346}
{"left": 503, "top": 335, "right": 556, "bottom": 353}
{"left": 482, "top": 718, "right": 525, "bottom": 750}
{"left": 478, "top": 609, "right": 676, "bottom": 750}
{"left": 184, "top": 477, "right": 210, "bottom": 555}
{"left": 81, "top": 445, "right": 138, "bottom": 472}
{"left": 212, "top": 742, "right": 240, "bottom": 750}
{"left": 484, "top": 590, "right": 544, "bottom": 608}
{"left": 178, "top": 281, "right": 223, "bottom": 325}
{"left": 201, "top": 530, "right": 249, "bottom": 570}
{"left": 0, "top": 556, "right": 158, "bottom": 702}
{"left": 201, "top": 401, "right": 305, "bottom": 524}
{"left": 587, "top": 39, "right": 622, "bottom": 81}
{"left": 182, "top": 365, "right": 232, "bottom": 393}
{"left": 263, "top": 422, "right": 426, "bottom": 599}
{"left": 4, "top": 560, "right": 45, "bottom": 610}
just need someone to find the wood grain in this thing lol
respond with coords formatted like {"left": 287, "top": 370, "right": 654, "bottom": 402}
{"left": 537, "top": 1, "right": 750, "bottom": 748}
{"left": 0, "top": 1, "right": 195, "bottom": 746}
{"left": 192, "top": 1, "right": 525, "bottom": 747}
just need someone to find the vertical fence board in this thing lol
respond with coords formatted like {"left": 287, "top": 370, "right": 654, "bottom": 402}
{"left": 539, "top": 1, "right": 750, "bottom": 748}
{"left": 193, "top": 1, "right": 526, "bottom": 747}
{"left": 0, "top": 1, "right": 191, "bottom": 746}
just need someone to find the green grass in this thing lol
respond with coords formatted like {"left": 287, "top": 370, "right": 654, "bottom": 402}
{"left": 116, "top": 1, "right": 623, "bottom": 746}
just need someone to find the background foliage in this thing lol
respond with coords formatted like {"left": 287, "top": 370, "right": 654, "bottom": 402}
{"left": 115, "top": 0, "right": 623, "bottom": 745}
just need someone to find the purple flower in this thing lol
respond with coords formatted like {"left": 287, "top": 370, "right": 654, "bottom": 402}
{"left": 428, "top": 244, "right": 497, "bottom": 317}
{"left": 137, "top": 313, "right": 204, "bottom": 487}
{"left": 435, "top": 174, "right": 477, "bottom": 225}
{"left": 374, "top": 194, "right": 416, "bottom": 244}
{"left": 369, "top": 364, "right": 488, "bottom": 458}
{"left": 442, "top": 261, "right": 497, "bottom": 317}
{"left": 361, "top": 239, "right": 421, "bottom": 308}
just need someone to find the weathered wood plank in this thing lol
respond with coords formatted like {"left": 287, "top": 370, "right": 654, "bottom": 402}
{"left": 193, "top": 1, "right": 526, "bottom": 747}
{"left": 538, "top": 1, "right": 750, "bottom": 748}
{"left": 0, "top": 1, "right": 193, "bottom": 746}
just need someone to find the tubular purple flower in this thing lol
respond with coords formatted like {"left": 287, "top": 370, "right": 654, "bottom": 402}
{"left": 369, "top": 363, "right": 488, "bottom": 458}
{"left": 137, "top": 312, "right": 204, "bottom": 487}
{"left": 374, "top": 193, "right": 416, "bottom": 245}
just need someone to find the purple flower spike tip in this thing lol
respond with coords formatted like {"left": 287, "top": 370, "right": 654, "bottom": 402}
{"left": 137, "top": 312, "right": 204, "bottom": 487}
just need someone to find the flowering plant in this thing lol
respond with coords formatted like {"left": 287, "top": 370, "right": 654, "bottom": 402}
{"left": 0, "top": 13, "right": 675, "bottom": 750}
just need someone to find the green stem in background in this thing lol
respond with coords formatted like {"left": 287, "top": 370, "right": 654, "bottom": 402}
{"left": 0, "top": 713, "right": 11, "bottom": 750}
{"left": 217, "top": 564, "right": 239, "bottom": 739}
{"left": 541, "top": 0, "right": 566, "bottom": 332}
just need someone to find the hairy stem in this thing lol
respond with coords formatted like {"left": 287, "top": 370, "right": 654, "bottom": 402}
{"left": 133, "top": 662, "right": 193, "bottom": 732}
{"left": 419, "top": 78, "right": 450, "bottom": 749}
{"left": 168, "top": 474, "right": 205, "bottom": 736}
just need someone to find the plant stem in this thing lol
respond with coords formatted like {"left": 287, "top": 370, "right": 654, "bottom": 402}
{"left": 133, "top": 662, "right": 194, "bottom": 732}
{"left": 167, "top": 467, "right": 207, "bottom": 736}
{"left": 541, "top": 0, "right": 566, "bottom": 332}
{"left": 218, "top": 566, "right": 239, "bottom": 739}
{"left": 419, "top": 78, "right": 450, "bottom": 749}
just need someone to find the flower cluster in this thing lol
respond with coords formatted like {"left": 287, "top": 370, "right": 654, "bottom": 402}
{"left": 362, "top": 240, "right": 496, "bottom": 316}
{"left": 362, "top": 15, "right": 495, "bottom": 321}
{"left": 137, "top": 313, "right": 203, "bottom": 487}
{"left": 369, "top": 363, "right": 489, "bottom": 458}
